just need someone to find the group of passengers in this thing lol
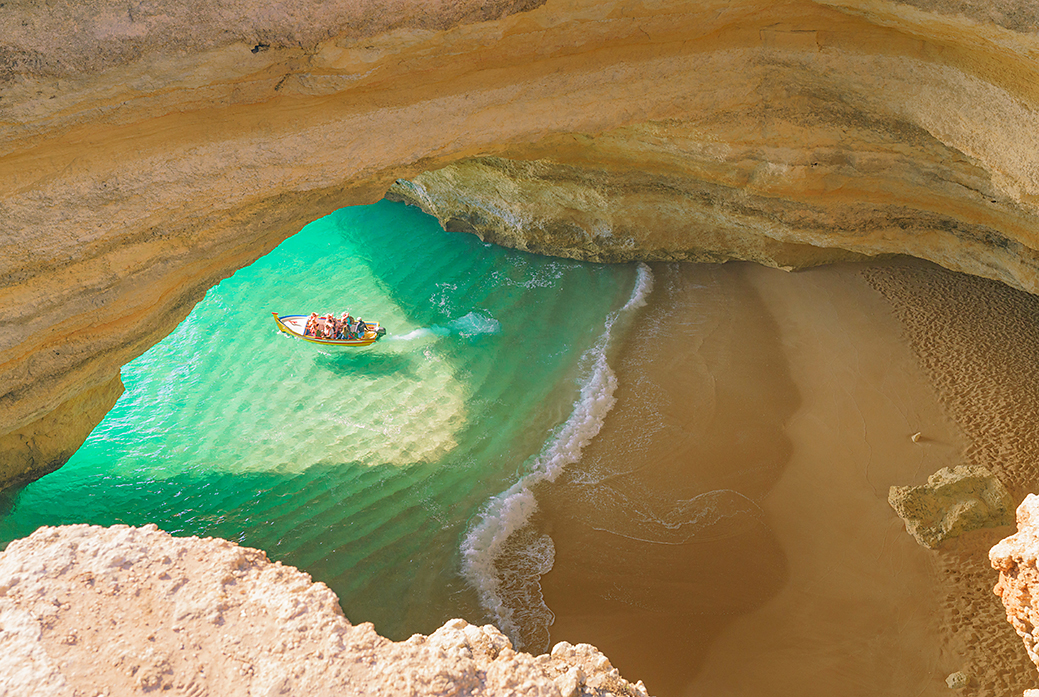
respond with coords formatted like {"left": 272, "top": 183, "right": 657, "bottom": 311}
{"left": 304, "top": 311, "right": 369, "bottom": 340}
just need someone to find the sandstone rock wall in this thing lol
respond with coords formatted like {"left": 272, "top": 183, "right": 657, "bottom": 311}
{"left": 4, "top": 0, "right": 1039, "bottom": 484}
{"left": 0, "top": 524, "right": 649, "bottom": 696}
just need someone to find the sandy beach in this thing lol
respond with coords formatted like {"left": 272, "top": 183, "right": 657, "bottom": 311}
{"left": 524, "top": 262, "right": 798, "bottom": 694}
{"left": 523, "top": 259, "right": 1039, "bottom": 696}
{"left": 863, "top": 260, "right": 1039, "bottom": 697}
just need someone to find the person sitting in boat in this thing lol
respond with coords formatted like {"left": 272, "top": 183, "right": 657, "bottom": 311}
{"left": 339, "top": 312, "right": 350, "bottom": 340}
{"left": 304, "top": 312, "right": 319, "bottom": 337}
{"left": 356, "top": 318, "right": 368, "bottom": 337}
{"left": 325, "top": 313, "right": 337, "bottom": 339}
{"left": 345, "top": 314, "right": 357, "bottom": 340}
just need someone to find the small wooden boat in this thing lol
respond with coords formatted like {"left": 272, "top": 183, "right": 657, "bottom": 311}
{"left": 272, "top": 312, "right": 386, "bottom": 347}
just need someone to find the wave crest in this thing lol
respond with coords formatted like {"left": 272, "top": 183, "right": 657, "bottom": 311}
{"left": 460, "top": 263, "right": 653, "bottom": 648}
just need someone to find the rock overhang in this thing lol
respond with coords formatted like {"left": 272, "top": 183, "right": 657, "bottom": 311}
{"left": 3, "top": 0, "right": 1039, "bottom": 485}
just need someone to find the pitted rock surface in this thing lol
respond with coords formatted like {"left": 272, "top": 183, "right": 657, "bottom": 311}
{"left": 0, "top": 524, "right": 650, "bottom": 697}
{"left": 889, "top": 465, "right": 1014, "bottom": 549}
{"left": 992, "top": 495, "right": 1039, "bottom": 681}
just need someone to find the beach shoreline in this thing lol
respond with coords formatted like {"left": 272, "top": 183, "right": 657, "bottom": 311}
{"left": 520, "top": 259, "right": 1039, "bottom": 696}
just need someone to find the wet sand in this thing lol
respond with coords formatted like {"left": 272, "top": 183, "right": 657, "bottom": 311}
{"left": 685, "top": 261, "right": 966, "bottom": 696}
{"left": 526, "top": 259, "right": 1039, "bottom": 696}
{"left": 527, "top": 262, "right": 798, "bottom": 694}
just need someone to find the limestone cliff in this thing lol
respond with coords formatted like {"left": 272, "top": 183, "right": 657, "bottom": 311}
{"left": 991, "top": 495, "right": 1039, "bottom": 691}
{"left": 0, "top": 524, "right": 649, "bottom": 696}
{"left": 5, "top": 0, "right": 1039, "bottom": 485}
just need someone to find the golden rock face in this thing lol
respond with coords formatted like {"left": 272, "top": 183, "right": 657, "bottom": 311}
{"left": 3, "top": 0, "right": 1039, "bottom": 485}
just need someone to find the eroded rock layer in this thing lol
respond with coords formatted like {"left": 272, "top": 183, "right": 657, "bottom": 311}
{"left": 0, "top": 524, "right": 649, "bottom": 696}
{"left": 4, "top": 0, "right": 1039, "bottom": 483}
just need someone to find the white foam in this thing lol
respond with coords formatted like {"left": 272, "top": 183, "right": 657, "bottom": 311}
{"left": 386, "top": 311, "right": 501, "bottom": 342}
{"left": 460, "top": 263, "right": 653, "bottom": 646}
{"left": 586, "top": 489, "right": 767, "bottom": 545}
{"left": 447, "top": 310, "right": 501, "bottom": 337}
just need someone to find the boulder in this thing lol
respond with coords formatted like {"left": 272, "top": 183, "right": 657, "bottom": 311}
{"left": 889, "top": 465, "right": 1014, "bottom": 549}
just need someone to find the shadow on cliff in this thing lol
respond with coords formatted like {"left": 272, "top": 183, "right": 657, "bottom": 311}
{"left": 0, "top": 485, "right": 28, "bottom": 529}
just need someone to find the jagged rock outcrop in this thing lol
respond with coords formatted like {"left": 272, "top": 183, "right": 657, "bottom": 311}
{"left": 991, "top": 495, "right": 1039, "bottom": 690}
{"left": 0, "top": 524, "right": 649, "bottom": 696}
{"left": 5, "top": 0, "right": 1039, "bottom": 485}
{"left": 889, "top": 465, "right": 1014, "bottom": 549}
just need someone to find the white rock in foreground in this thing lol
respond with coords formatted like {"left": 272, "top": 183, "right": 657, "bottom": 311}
{"left": 0, "top": 524, "right": 650, "bottom": 697}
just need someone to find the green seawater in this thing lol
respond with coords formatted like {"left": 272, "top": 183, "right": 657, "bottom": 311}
{"left": 0, "top": 200, "right": 640, "bottom": 639}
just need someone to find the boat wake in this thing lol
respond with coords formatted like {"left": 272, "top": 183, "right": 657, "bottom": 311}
{"left": 460, "top": 263, "right": 654, "bottom": 650}
{"left": 388, "top": 311, "right": 502, "bottom": 342}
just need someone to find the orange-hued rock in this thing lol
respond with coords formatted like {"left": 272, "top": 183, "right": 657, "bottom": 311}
{"left": 5, "top": 0, "right": 1039, "bottom": 485}
{"left": 991, "top": 495, "right": 1039, "bottom": 688}
{"left": 0, "top": 524, "right": 649, "bottom": 696}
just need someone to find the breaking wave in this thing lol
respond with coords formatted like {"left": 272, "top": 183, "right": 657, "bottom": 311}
{"left": 460, "top": 263, "right": 654, "bottom": 647}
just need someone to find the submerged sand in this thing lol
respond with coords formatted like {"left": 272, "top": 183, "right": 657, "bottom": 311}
{"left": 522, "top": 259, "right": 1039, "bottom": 696}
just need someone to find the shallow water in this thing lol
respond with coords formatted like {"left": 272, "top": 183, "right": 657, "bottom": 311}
{"left": 0, "top": 200, "right": 641, "bottom": 640}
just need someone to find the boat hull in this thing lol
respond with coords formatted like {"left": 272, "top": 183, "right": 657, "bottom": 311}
{"left": 272, "top": 313, "right": 385, "bottom": 347}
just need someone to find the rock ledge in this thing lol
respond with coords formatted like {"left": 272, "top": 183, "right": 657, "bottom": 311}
{"left": 0, "top": 524, "right": 649, "bottom": 697}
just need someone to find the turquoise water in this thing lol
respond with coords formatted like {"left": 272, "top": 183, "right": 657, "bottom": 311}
{"left": 0, "top": 200, "right": 643, "bottom": 642}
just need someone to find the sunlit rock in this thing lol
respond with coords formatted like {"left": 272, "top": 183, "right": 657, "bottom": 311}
{"left": 889, "top": 465, "right": 1014, "bottom": 549}
{"left": 990, "top": 495, "right": 1039, "bottom": 692}
{"left": 0, "top": 524, "right": 650, "bottom": 696}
